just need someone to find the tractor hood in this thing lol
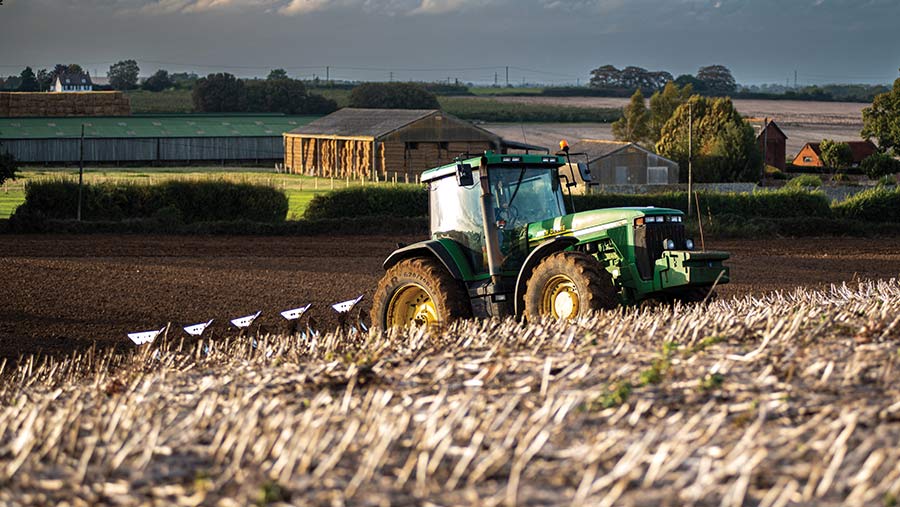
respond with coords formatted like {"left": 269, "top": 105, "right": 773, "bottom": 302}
{"left": 527, "top": 207, "right": 683, "bottom": 243}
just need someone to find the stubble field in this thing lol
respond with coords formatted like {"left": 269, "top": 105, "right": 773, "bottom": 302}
{"left": 481, "top": 97, "right": 867, "bottom": 156}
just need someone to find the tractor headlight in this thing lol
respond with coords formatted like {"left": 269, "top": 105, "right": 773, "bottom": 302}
{"left": 663, "top": 238, "right": 675, "bottom": 250}
{"left": 685, "top": 238, "right": 695, "bottom": 250}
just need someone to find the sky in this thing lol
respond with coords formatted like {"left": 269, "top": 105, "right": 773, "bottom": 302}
{"left": 1, "top": 0, "right": 898, "bottom": 86}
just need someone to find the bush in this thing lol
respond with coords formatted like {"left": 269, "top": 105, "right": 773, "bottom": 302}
{"left": 833, "top": 187, "right": 900, "bottom": 222}
{"left": 303, "top": 186, "right": 427, "bottom": 220}
{"left": 860, "top": 152, "right": 900, "bottom": 180}
{"left": 349, "top": 83, "right": 440, "bottom": 109}
{"left": 572, "top": 189, "right": 832, "bottom": 219}
{"left": 785, "top": 174, "right": 823, "bottom": 189}
{"left": 303, "top": 186, "right": 833, "bottom": 223}
{"left": 11, "top": 180, "right": 288, "bottom": 224}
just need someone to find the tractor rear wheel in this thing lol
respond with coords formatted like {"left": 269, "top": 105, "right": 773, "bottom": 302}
{"left": 524, "top": 251, "right": 618, "bottom": 322}
{"left": 370, "top": 257, "right": 471, "bottom": 330}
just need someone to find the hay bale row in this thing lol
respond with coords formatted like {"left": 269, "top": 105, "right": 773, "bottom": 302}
{"left": 0, "top": 91, "right": 131, "bottom": 117}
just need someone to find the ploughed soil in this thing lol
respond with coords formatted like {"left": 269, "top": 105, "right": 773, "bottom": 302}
{"left": 2, "top": 234, "right": 899, "bottom": 359}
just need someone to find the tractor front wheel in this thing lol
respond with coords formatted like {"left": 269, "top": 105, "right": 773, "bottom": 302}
{"left": 370, "top": 257, "right": 471, "bottom": 330}
{"left": 524, "top": 251, "right": 618, "bottom": 322}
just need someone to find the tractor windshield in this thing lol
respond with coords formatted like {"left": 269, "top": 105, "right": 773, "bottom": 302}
{"left": 489, "top": 167, "right": 565, "bottom": 229}
{"left": 429, "top": 165, "right": 565, "bottom": 274}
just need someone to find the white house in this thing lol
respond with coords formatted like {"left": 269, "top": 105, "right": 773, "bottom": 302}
{"left": 53, "top": 72, "right": 93, "bottom": 92}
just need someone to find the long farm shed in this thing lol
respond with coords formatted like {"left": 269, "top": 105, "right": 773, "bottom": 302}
{"left": 0, "top": 114, "right": 318, "bottom": 164}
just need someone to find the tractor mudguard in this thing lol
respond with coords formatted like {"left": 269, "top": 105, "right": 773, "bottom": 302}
{"left": 382, "top": 239, "right": 475, "bottom": 281}
{"left": 513, "top": 236, "right": 579, "bottom": 315}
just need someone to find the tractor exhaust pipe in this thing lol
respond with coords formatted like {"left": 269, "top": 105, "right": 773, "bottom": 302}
{"left": 478, "top": 156, "right": 503, "bottom": 286}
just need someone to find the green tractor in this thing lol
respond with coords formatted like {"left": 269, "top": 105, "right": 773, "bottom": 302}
{"left": 371, "top": 148, "right": 729, "bottom": 328}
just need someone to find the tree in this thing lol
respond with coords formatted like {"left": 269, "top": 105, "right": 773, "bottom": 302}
{"left": 141, "top": 69, "right": 174, "bottom": 92}
{"left": 17, "top": 67, "right": 39, "bottom": 92}
{"left": 611, "top": 89, "right": 650, "bottom": 144}
{"left": 108, "top": 60, "right": 140, "bottom": 90}
{"left": 860, "top": 152, "right": 900, "bottom": 180}
{"left": 589, "top": 65, "right": 622, "bottom": 88}
{"left": 348, "top": 82, "right": 440, "bottom": 109}
{"left": 0, "top": 146, "right": 17, "bottom": 187}
{"left": 862, "top": 76, "right": 900, "bottom": 156}
{"left": 648, "top": 81, "right": 693, "bottom": 145}
{"left": 36, "top": 69, "right": 52, "bottom": 91}
{"left": 170, "top": 72, "right": 199, "bottom": 90}
{"left": 656, "top": 96, "right": 762, "bottom": 182}
{"left": 696, "top": 65, "right": 736, "bottom": 95}
{"left": 267, "top": 68, "right": 289, "bottom": 81}
{"left": 819, "top": 139, "right": 853, "bottom": 178}
{"left": 675, "top": 74, "right": 705, "bottom": 93}
{"left": 192, "top": 73, "right": 247, "bottom": 112}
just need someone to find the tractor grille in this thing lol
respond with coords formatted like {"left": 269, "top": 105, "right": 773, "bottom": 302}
{"left": 634, "top": 222, "right": 687, "bottom": 280}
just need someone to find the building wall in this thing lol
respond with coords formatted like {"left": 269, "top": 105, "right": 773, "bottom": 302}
{"left": 2, "top": 136, "right": 283, "bottom": 163}
{"left": 757, "top": 124, "right": 787, "bottom": 170}
{"left": 792, "top": 145, "right": 822, "bottom": 167}
{"left": 588, "top": 146, "right": 679, "bottom": 185}
{"left": 0, "top": 92, "right": 129, "bottom": 117}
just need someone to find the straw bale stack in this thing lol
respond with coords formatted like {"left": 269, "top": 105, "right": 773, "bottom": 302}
{"left": 0, "top": 91, "right": 131, "bottom": 117}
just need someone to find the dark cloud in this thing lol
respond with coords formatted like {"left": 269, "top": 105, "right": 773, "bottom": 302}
{"left": 0, "top": 0, "right": 897, "bottom": 84}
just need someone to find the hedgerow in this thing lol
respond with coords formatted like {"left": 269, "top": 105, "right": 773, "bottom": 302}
{"left": 11, "top": 180, "right": 288, "bottom": 224}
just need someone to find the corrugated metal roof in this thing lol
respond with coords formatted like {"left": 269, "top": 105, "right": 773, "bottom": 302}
{"left": 0, "top": 114, "right": 319, "bottom": 139}
{"left": 286, "top": 108, "right": 438, "bottom": 138}
{"left": 568, "top": 140, "right": 632, "bottom": 160}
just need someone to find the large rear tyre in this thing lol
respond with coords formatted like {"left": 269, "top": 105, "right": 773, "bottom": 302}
{"left": 370, "top": 257, "right": 471, "bottom": 330}
{"left": 524, "top": 251, "right": 618, "bottom": 322}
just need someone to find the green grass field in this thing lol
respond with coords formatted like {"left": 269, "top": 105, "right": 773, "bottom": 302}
{"left": 1, "top": 168, "right": 391, "bottom": 220}
{"left": 468, "top": 87, "right": 545, "bottom": 95}
{"left": 126, "top": 89, "right": 195, "bottom": 113}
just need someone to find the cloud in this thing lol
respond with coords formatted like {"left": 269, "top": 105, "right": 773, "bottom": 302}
{"left": 120, "top": 0, "right": 503, "bottom": 16}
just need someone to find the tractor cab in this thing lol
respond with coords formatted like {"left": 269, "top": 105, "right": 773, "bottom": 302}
{"left": 425, "top": 153, "right": 568, "bottom": 274}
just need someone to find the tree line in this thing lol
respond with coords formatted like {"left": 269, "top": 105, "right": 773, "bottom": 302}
{"left": 589, "top": 64, "right": 737, "bottom": 96}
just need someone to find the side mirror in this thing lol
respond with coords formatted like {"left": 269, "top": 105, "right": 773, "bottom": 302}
{"left": 577, "top": 162, "right": 591, "bottom": 183}
{"left": 456, "top": 163, "right": 474, "bottom": 186}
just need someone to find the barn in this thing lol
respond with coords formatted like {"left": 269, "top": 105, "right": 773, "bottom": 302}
{"left": 283, "top": 108, "right": 503, "bottom": 182}
{"left": 567, "top": 140, "right": 680, "bottom": 187}
{"left": 752, "top": 119, "right": 788, "bottom": 170}
{"left": 0, "top": 114, "right": 314, "bottom": 164}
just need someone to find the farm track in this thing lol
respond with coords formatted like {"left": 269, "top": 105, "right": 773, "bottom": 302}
{"left": 2, "top": 234, "right": 900, "bottom": 360}
{"left": 2, "top": 279, "right": 900, "bottom": 506}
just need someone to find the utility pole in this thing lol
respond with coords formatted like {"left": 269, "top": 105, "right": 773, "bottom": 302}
{"left": 794, "top": 69, "right": 798, "bottom": 88}
{"left": 326, "top": 66, "right": 330, "bottom": 84}
{"left": 389, "top": 71, "right": 393, "bottom": 82}
{"left": 505, "top": 66, "right": 509, "bottom": 87}
{"left": 78, "top": 124, "right": 84, "bottom": 221}
{"left": 763, "top": 116, "right": 769, "bottom": 177}
{"left": 687, "top": 102, "right": 693, "bottom": 217}
{"left": 494, "top": 72, "right": 498, "bottom": 86}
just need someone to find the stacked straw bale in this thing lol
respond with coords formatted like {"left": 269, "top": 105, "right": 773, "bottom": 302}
{"left": 0, "top": 92, "right": 131, "bottom": 117}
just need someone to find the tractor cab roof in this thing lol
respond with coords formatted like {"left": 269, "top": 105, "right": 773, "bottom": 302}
{"left": 421, "top": 151, "right": 566, "bottom": 183}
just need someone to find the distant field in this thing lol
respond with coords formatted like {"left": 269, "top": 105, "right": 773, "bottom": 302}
{"left": 126, "top": 89, "right": 194, "bottom": 113}
{"left": 301, "top": 88, "right": 623, "bottom": 123}
{"left": 0, "top": 168, "right": 387, "bottom": 220}
{"left": 469, "top": 86, "right": 544, "bottom": 95}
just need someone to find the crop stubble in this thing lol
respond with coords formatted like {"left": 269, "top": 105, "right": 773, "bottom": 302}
{"left": 1, "top": 279, "right": 899, "bottom": 506}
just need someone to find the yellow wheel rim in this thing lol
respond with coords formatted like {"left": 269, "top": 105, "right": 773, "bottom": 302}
{"left": 387, "top": 283, "right": 438, "bottom": 327}
{"left": 540, "top": 275, "right": 580, "bottom": 320}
